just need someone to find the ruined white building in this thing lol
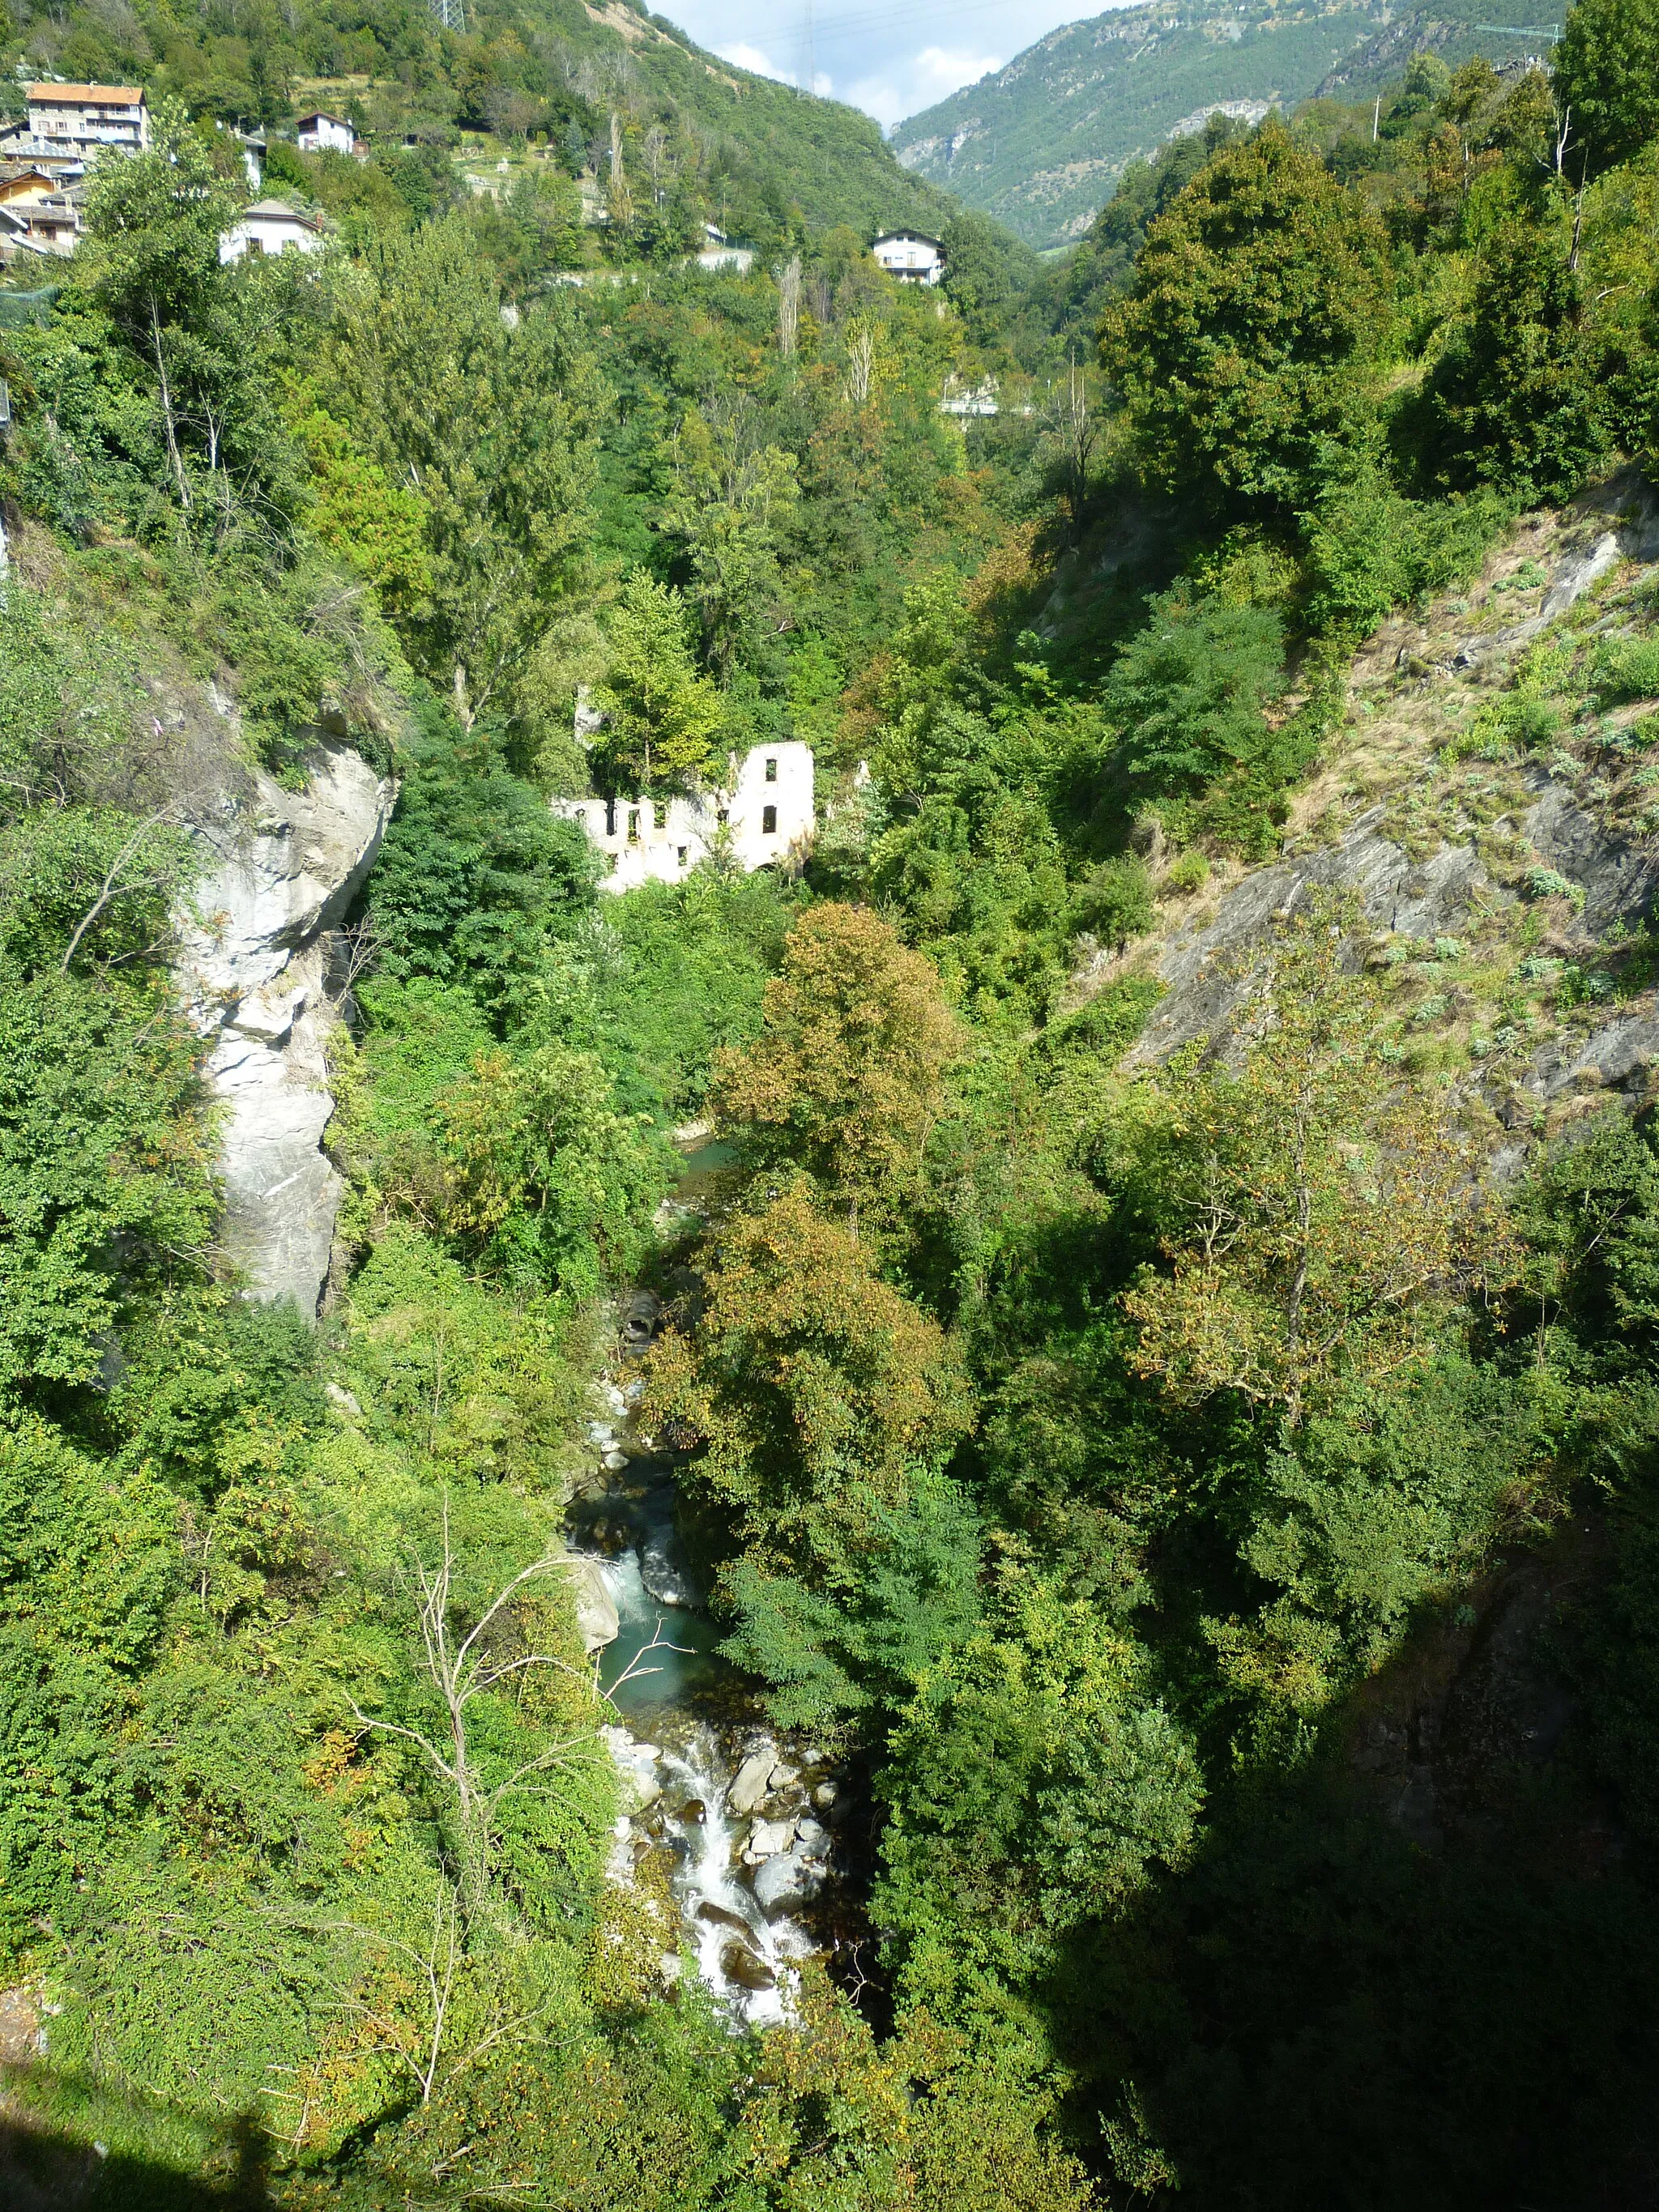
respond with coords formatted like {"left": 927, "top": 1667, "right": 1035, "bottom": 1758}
{"left": 553, "top": 741, "right": 814, "bottom": 893}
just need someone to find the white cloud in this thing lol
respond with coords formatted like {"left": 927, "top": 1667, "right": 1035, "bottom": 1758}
{"left": 717, "top": 40, "right": 834, "bottom": 96}
{"left": 718, "top": 39, "right": 789, "bottom": 79}
{"left": 847, "top": 45, "right": 1003, "bottom": 131}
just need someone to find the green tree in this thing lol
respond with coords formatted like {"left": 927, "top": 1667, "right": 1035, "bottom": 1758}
{"left": 1122, "top": 904, "right": 1509, "bottom": 1421}
{"left": 660, "top": 402, "right": 800, "bottom": 679}
{"left": 645, "top": 1177, "right": 972, "bottom": 1579}
{"left": 1425, "top": 217, "right": 1610, "bottom": 500}
{"left": 1103, "top": 590, "right": 1286, "bottom": 801}
{"left": 424, "top": 1040, "right": 668, "bottom": 1294}
{"left": 710, "top": 901, "right": 960, "bottom": 1221}
{"left": 1102, "top": 121, "right": 1390, "bottom": 508}
{"left": 78, "top": 96, "right": 248, "bottom": 517}
{"left": 940, "top": 209, "right": 1035, "bottom": 346}
{"left": 325, "top": 222, "right": 605, "bottom": 732}
{"left": 590, "top": 571, "right": 724, "bottom": 793}
{"left": 877, "top": 1587, "right": 1202, "bottom": 1971}
{"left": 720, "top": 1472, "right": 983, "bottom": 1729}
{"left": 1555, "top": 0, "right": 1659, "bottom": 174}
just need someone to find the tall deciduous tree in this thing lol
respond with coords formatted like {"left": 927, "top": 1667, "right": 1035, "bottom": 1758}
{"left": 1554, "top": 0, "right": 1659, "bottom": 175}
{"left": 325, "top": 221, "right": 605, "bottom": 732}
{"left": 710, "top": 901, "right": 959, "bottom": 1221}
{"left": 589, "top": 571, "right": 723, "bottom": 793}
{"left": 660, "top": 401, "right": 799, "bottom": 678}
{"left": 1101, "top": 121, "right": 1390, "bottom": 509}
{"left": 645, "top": 1176, "right": 972, "bottom": 1576}
{"left": 79, "top": 98, "right": 248, "bottom": 517}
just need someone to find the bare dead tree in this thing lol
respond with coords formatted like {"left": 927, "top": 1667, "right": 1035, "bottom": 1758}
{"left": 1047, "top": 355, "right": 1098, "bottom": 548}
{"left": 844, "top": 321, "right": 876, "bottom": 409}
{"left": 776, "top": 254, "right": 801, "bottom": 360}
{"left": 59, "top": 798, "right": 194, "bottom": 974}
{"left": 346, "top": 1499, "right": 608, "bottom": 1929}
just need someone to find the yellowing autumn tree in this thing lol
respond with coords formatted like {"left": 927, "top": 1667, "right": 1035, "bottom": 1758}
{"left": 645, "top": 1176, "right": 972, "bottom": 1575}
{"left": 710, "top": 902, "right": 959, "bottom": 1223}
{"left": 1123, "top": 905, "right": 1512, "bottom": 1421}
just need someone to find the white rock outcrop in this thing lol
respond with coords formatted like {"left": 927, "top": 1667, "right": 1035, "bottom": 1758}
{"left": 177, "top": 739, "right": 394, "bottom": 1314}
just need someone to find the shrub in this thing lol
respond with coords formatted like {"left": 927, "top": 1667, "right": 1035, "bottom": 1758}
{"left": 1163, "top": 850, "right": 1211, "bottom": 895}
{"left": 1594, "top": 637, "right": 1659, "bottom": 708}
{"left": 1074, "top": 855, "right": 1155, "bottom": 947}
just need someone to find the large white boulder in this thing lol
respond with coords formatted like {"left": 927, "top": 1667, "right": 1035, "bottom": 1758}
{"left": 176, "top": 739, "right": 394, "bottom": 1315}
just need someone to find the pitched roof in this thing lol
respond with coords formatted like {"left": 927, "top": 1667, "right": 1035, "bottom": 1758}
{"left": 25, "top": 83, "right": 144, "bottom": 104}
{"left": 295, "top": 110, "right": 351, "bottom": 127}
{"left": 242, "top": 198, "right": 322, "bottom": 228}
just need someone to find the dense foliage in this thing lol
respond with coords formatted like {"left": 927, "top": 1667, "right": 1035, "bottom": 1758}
{"left": 6, "top": 6, "right": 1659, "bottom": 2205}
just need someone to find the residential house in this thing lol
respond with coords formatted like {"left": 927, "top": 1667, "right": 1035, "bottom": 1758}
{"left": 0, "top": 165, "right": 60, "bottom": 211}
{"left": 0, "top": 168, "right": 86, "bottom": 257}
{"left": 219, "top": 198, "right": 325, "bottom": 262}
{"left": 552, "top": 741, "right": 815, "bottom": 893}
{"left": 0, "top": 203, "right": 50, "bottom": 262}
{"left": 23, "top": 83, "right": 147, "bottom": 155}
{"left": 871, "top": 229, "right": 945, "bottom": 285}
{"left": 295, "top": 111, "right": 355, "bottom": 156}
{"left": 0, "top": 126, "right": 85, "bottom": 183}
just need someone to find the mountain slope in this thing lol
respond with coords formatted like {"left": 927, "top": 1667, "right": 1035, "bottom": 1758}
{"left": 2, "top": 0, "right": 955, "bottom": 244}
{"left": 892, "top": 0, "right": 1392, "bottom": 247}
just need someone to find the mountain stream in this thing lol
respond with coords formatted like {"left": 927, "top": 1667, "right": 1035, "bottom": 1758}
{"left": 565, "top": 1136, "right": 855, "bottom": 2026}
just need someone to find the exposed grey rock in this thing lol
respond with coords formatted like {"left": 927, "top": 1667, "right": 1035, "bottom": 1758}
{"left": 767, "top": 1761, "right": 799, "bottom": 1790}
{"left": 1125, "top": 769, "right": 1659, "bottom": 1075}
{"left": 1541, "top": 529, "right": 1623, "bottom": 622}
{"left": 1522, "top": 777, "right": 1659, "bottom": 936}
{"left": 641, "top": 1526, "right": 700, "bottom": 1608}
{"left": 1127, "top": 811, "right": 1496, "bottom": 1068}
{"left": 569, "top": 1558, "right": 621, "bottom": 1653}
{"left": 720, "top": 1939, "right": 776, "bottom": 1991}
{"left": 753, "top": 1847, "right": 825, "bottom": 1916}
{"left": 747, "top": 1818, "right": 797, "bottom": 1859}
{"left": 176, "top": 739, "right": 394, "bottom": 1314}
{"left": 727, "top": 1750, "right": 775, "bottom": 1818}
{"left": 794, "top": 1817, "right": 827, "bottom": 1847}
{"left": 1504, "top": 1008, "right": 1659, "bottom": 1120}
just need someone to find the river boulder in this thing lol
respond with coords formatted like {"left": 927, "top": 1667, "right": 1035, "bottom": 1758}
{"left": 727, "top": 1750, "right": 775, "bottom": 1818}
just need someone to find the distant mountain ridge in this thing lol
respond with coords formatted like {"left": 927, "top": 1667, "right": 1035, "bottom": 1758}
{"left": 893, "top": 0, "right": 1392, "bottom": 248}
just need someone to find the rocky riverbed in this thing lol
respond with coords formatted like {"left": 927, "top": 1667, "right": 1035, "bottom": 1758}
{"left": 565, "top": 1153, "right": 862, "bottom": 2026}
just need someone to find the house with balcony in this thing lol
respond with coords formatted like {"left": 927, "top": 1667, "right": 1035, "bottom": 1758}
{"left": 872, "top": 229, "right": 945, "bottom": 285}
{"left": 23, "top": 83, "right": 147, "bottom": 155}
{"left": 296, "top": 111, "right": 356, "bottom": 156}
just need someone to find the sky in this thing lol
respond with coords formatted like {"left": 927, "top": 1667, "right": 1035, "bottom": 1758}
{"left": 657, "top": 0, "right": 1107, "bottom": 133}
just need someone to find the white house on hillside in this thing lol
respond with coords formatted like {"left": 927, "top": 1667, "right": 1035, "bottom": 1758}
{"left": 296, "top": 111, "right": 355, "bottom": 156}
{"left": 553, "top": 741, "right": 815, "bottom": 893}
{"left": 220, "top": 198, "right": 324, "bottom": 262}
{"left": 872, "top": 229, "right": 944, "bottom": 285}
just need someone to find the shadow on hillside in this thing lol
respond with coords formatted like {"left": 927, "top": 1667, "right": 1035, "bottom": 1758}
{"left": 0, "top": 2086, "right": 267, "bottom": 2210}
{"left": 1055, "top": 1507, "right": 1659, "bottom": 2211}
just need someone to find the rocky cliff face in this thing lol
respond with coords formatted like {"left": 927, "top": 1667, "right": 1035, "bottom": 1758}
{"left": 177, "top": 740, "right": 394, "bottom": 1315}
{"left": 1085, "top": 477, "right": 1659, "bottom": 1152}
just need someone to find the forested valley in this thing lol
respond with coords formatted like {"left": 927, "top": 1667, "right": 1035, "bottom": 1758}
{"left": 6, "top": 1, "right": 1659, "bottom": 2203}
